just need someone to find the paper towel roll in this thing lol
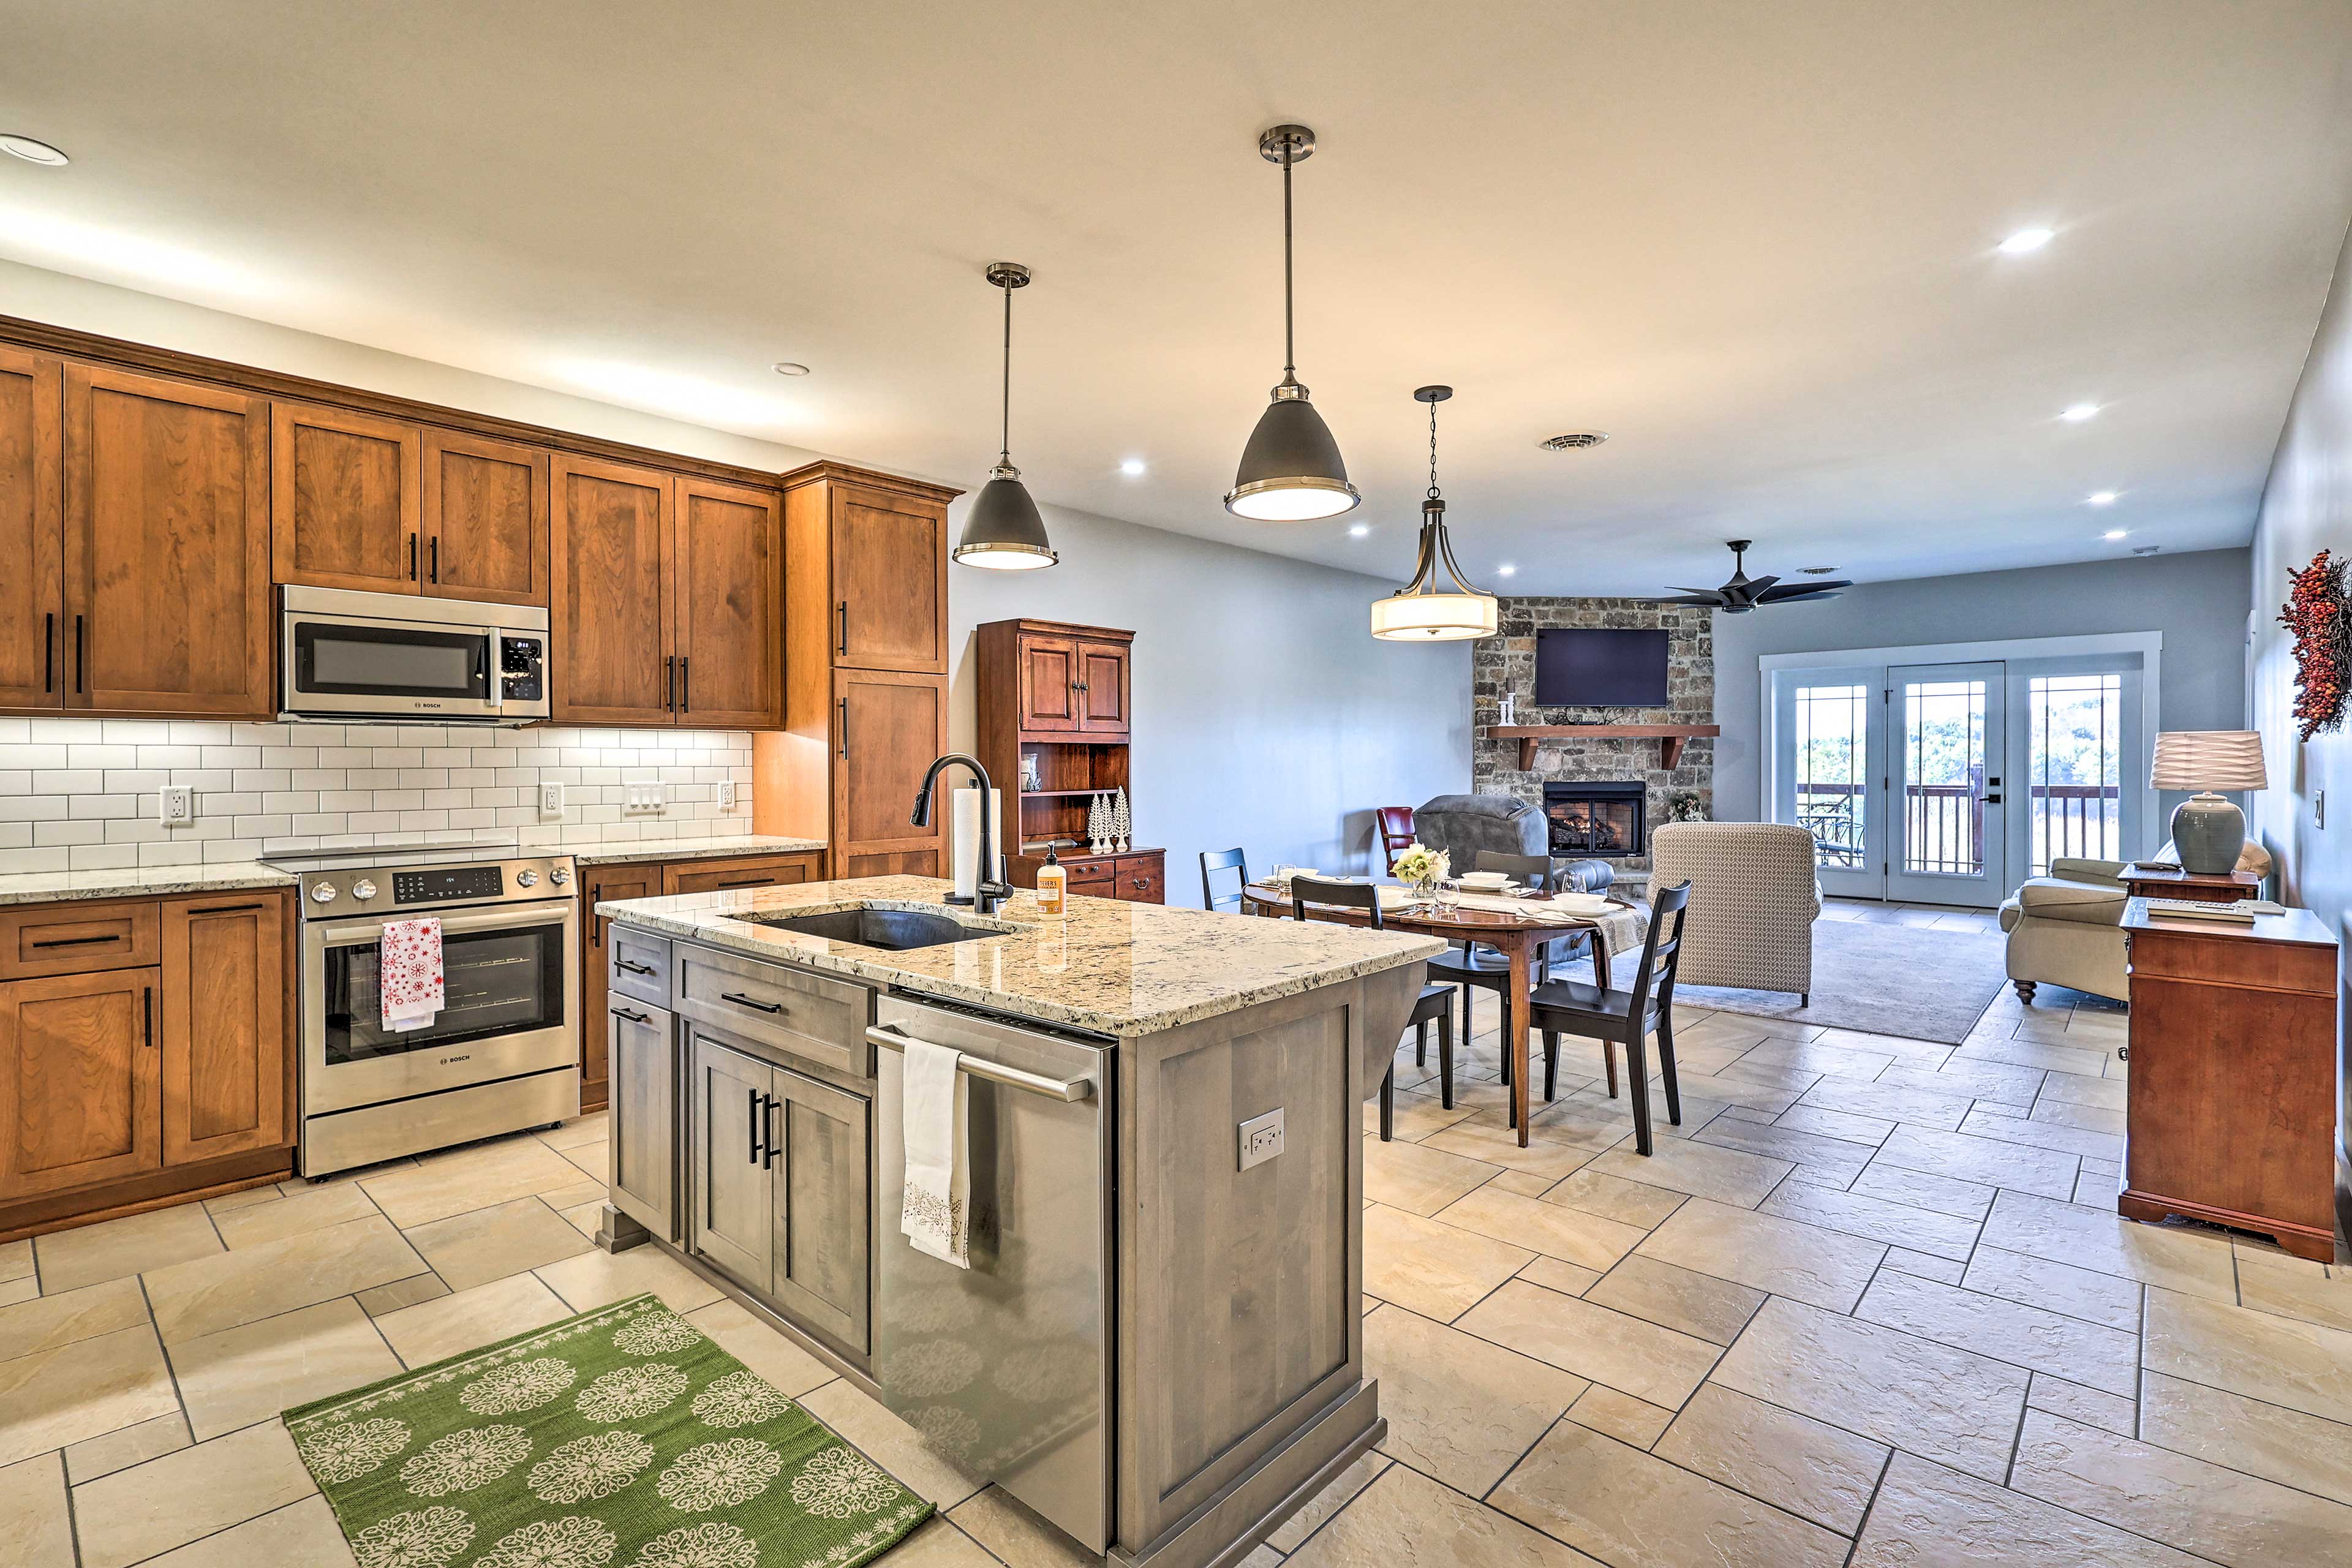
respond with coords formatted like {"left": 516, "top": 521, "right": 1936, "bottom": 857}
{"left": 952, "top": 787, "right": 1004, "bottom": 900}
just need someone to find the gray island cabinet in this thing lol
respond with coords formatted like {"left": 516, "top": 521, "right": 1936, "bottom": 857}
{"left": 594, "top": 875, "right": 1441, "bottom": 1568}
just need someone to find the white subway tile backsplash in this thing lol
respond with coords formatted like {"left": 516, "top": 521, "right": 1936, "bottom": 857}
{"left": 0, "top": 723, "right": 757, "bottom": 875}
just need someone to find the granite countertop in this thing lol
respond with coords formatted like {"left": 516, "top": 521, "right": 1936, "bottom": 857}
{"left": 598, "top": 875, "right": 1449, "bottom": 1037}
{"left": 0, "top": 862, "right": 301, "bottom": 908}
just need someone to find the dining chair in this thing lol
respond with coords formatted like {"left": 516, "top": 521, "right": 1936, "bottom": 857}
{"left": 1200, "top": 848, "right": 1250, "bottom": 913}
{"left": 1528, "top": 879, "right": 1691, "bottom": 1156}
{"left": 1289, "top": 876, "right": 1454, "bottom": 1137}
{"left": 1375, "top": 807, "right": 1416, "bottom": 873}
{"left": 1423, "top": 850, "right": 1580, "bottom": 1098}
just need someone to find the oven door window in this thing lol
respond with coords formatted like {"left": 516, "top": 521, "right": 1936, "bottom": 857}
{"left": 294, "top": 622, "right": 489, "bottom": 701}
{"left": 323, "top": 921, "right": 565, "bottom": 1065}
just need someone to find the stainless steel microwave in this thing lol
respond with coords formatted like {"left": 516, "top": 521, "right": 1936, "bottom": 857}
{"left": 282, "top": 586, "right": 549, "bottom": 724}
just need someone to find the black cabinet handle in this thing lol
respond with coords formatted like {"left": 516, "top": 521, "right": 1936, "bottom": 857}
{"left": 611, "top": 1006, "right": 650, "bottom": 1025}
{"left": 614, "top": 959, "right": 655, "bottom": 976}
{"left": 679, "top": 657, "right": 689, "bottom": 714}
{"left": 188, "top": 902, "right": 264, "bottom": 915}
{"left": 835, "top": 601, "right": 847, "bottom": 655}
{"left": 720, "top": 990, "right": 784, "bottom": 1015}
{"left": 73, "top": 615, "right": 83, "bottom": 695}
{"left": 590, "top": 885, "right": 603, "bottom": 948}
{"left": 665, "top": 655, "right": 676, "bottom": 714}
{"left": 408, "top": 533, "right": 418, "bottom": 580}
{"left": 429, "top": 537, "right": 439, "bottom": 583}
{"left": 142, "top": 986, "right": 153, "bottom": 1050}
{"left": 761, "top": 1094, "right": 780, "bottom": 1170}
{"left": 837, "top": 698, "right": 848, "bottom": 758}
{"left": 42, "top": 612, "right": 52, "bottom": 693}
{"left": 31, "top": 933, "right": 122, "bottom": 949}
{"left": 747, "top": 1087, "right": 764, "bottom": 1166}
{"left": 712, "top": 876, "right": 772, "bottom": 889}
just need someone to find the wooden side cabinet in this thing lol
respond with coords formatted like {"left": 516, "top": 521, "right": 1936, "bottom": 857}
{"left": 2120, "top": 902, "right": 2340, "bottom": 1262}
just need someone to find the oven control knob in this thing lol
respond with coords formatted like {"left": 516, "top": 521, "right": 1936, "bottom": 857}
{"left": 549, "top": 865, "right": 571, "bottom": 886}
{"left": 350, "top": 880, "right": 377, "bottom": 902}
{"left": 311, "top": 882, "right": 338, "bottom": 904}
{"left": 516, "top": 869, "right": 539, "bottom": 888}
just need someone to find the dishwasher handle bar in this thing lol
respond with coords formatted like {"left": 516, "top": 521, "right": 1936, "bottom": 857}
{"left": 865, "top": 1024, "right": 1095, "bottom": 1102}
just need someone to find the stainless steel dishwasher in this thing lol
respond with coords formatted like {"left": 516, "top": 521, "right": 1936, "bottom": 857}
{"left": 871, "top": 994, "right": 1113, "bottom": 1553}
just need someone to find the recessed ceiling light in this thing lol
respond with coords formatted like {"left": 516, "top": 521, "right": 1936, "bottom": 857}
{"left": 2060, "top": 402, "right": 2100, "bottom": 423}
{"left": 770, "top": 361, "right": 809, "bottom": 377}
{"left": 1348, "top": 524, "right": 1369, "bottom": 538}
{"left": 1998, "top": 226, "right": 2054, "bottom": 255}
{"left": 0, "top": 135, "right": 69, "bottom": 167}
{"left": 2086, "top": 491, "right": 2118, "bottom": 506}
{"left": 1497, "top": 564, "right": 1517, "bottom": 578}
{"left": 1120, "top": 458, "right": 1146, "bottom": 477}
{"left": 2103, "top": 529, "right": 2128, "bottom": 541}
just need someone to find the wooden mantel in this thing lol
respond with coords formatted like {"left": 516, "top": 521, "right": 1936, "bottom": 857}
{"left": 1491, "top": 724, "right": 1721, "bottom": 772}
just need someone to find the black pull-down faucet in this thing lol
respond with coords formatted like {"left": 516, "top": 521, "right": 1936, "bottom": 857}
{"left": 911, "top": 753, "right": 1012, "bottom": 915}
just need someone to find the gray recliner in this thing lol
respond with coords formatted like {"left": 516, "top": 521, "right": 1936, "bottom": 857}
{"left": 1412, "top": 794, "right": 1613, "bottom": 894}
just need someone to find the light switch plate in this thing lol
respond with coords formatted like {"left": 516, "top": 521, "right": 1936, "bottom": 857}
{"left": 540, "top": 782, "right": 565, "bottom": 816}
{"left": 624, "top": 777, "right": 665, "bottom": 813}
{"left": 1238, "top": 1107, "right": 1285, "bottom": 1171}
{"left": 158, "top": 785, "right": 193, "bottom": 826}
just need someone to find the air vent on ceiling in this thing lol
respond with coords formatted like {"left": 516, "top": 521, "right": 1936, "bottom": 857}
{"left": 1802, "top": 567, "right": 1838, "bottom": 575}
{"left": 1538, "top": 431, "right": 1609, "bottom": 451}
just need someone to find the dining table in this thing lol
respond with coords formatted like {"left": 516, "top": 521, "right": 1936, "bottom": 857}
{"left": 1240, "top": 878, "right": 1650, "bottom": 1146}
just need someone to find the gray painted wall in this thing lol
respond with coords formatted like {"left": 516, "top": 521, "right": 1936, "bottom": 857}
{"left": 946, "top": 502, "right": 1473, "bottom": 905}
{"left": 1711, "top": 548, "right": 2252, "bottom": 826}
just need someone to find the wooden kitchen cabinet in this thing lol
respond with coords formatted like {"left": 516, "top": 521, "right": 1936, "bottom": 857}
{"left": 0, "top": 966, "right": 160, "bottom": 1197}
{"left": 0, "top": 347, "right": 62, "bottom": 710}
{"left": 661, "top": 853, "right": 821, "bottom": 897}
{"left": 271, "top": 402, "right": 423, "bottom": 594}
{"left": 581, "top": 861, "right": 663, "bottom": 1112}
{"left": 1076, "top": 637, "right": 1131, "bottom": 736}
{"left": 1017, "top": 635, "right": 1081, "bottom": 733}
{"left": 423, "top": 429, "right": 549, "bottom": 606}
{"left": 606, "top": 995, "right": 676, "bottom": 1243}
{"left": 551, "top": 454, "right": 674, "bottom": 725}
{"left": 160, "top": 894, "right": 287, "bottom": 1166}
{"left": 829, "top": 668, "right": 948, "bottom": 878}
{"left": 831, "top": 481, "right": 948, "bottom": 674}
{"left": 673, "top": 477, "right": 782, "bottom": 729}
{"left": 767, "top": 1063, "right": 870, "bottom": 1354}
{"left": 62, "top": 364, "right": 273, "bottom": 717}
{"left": 687, "top": 1028, "right": 777, "bottom": 1288}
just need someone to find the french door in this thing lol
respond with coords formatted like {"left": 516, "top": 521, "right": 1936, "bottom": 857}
{"left": 1769, "top": 655, "right": 2144, "bottom": 907}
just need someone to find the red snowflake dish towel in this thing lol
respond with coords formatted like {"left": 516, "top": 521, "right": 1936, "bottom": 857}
{"left": 379, "top": 916, "right": 445, "bottom": 1033}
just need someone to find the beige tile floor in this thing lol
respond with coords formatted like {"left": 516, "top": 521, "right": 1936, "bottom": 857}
{"left": 2, "top": 919, "right": 2349, "bottom": 1565}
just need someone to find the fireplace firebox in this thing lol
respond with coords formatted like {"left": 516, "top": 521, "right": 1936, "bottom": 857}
{"left": 1544, "top": 780, "right": 1648, "bottom": 858}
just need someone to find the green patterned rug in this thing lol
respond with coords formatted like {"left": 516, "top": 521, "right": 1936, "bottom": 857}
{"left": 284, "top": 1292, "right": 932, "bottom": 1568}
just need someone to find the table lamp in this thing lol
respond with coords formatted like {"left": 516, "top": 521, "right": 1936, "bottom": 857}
{"left": 2150, "top": 731, "right": 2267, "bottom": 875}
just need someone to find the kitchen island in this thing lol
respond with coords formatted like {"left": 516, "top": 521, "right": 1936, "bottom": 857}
{"left": 595, "top": 875, "right": 1442, "bottom": 1568}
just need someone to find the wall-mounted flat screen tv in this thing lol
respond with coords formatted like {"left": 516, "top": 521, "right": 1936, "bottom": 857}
{"left": 1534, "top": 628, "right": 1670, "bottom": 707}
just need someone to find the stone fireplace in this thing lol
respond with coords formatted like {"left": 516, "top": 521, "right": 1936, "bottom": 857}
{"left": 1544, "top": 780, "right": 1648, "bottom": 859}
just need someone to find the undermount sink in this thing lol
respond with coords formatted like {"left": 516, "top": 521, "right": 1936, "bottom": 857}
{"left": 742, "top": 905, "right": 1002, "bottom": 951}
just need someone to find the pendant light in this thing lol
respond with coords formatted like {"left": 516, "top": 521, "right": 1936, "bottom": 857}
{"left": 1371, "top": 386, "right": 1499, "bottom": 641}
{"left": 954, "top": 261, "right": 1058, "bottom": 570}
{"left": 1224, "top": 124, "right": 1360, "bottom": 522}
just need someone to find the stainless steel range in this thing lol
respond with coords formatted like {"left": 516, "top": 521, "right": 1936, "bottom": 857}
{"left": 276, "top": 844, "right": 581, "bottom": 1177}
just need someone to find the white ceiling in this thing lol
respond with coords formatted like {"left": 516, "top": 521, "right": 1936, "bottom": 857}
{"left": 2, "top": 1, "right": 2348, "bottom": 595}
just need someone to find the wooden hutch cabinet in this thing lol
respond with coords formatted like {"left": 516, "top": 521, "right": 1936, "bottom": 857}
{"left": 754, "top": 463, "right": 959, "bottom": 878}
{"left": 979, "top": 620, "right": 1163, "bottom": 903}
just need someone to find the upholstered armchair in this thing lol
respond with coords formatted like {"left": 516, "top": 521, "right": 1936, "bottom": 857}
{"left": 1998, "top": 858, "right": 2128, "bottom": 1003}
{"left": 1648, "top": 822, "right": 1822, "bottom": 1003}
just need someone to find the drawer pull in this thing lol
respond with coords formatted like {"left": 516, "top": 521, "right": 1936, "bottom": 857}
{"left": 188, "top": 902, "right": 265, "bottom": 915}
{"left": 612, "top": 1006, "right": 651, "bottom": 1025}
{"left": 31, "top": 933, "right": 123, "bottom": 949}
{"left": 712, "top": 876, "right": 772, "bottom": 889}
{"left": 720, "top": 990, "right": 785, "bottom": 1016}
{"left": 614, "top": 959, "right": 657, "bottom": 976}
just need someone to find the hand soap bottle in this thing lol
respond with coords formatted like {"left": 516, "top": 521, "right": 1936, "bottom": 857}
{"left": 1035, "top": 843, "right": 1068, "bottom": 916}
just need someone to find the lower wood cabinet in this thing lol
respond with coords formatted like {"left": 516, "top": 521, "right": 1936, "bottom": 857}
{"left": 0, "top": 891, "right": 293, "bottom": 1232}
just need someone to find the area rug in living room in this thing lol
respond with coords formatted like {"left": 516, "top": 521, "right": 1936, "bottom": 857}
{"left": 285, "top": 1293, "right": 932, "bottom": 1568}
{"left": 1611, "top": 913, "right": 2010, "bottom": 1043}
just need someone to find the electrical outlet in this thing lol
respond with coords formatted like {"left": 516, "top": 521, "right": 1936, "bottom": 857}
{"left": 157, "top": 785, "right": 193, "bottom": 826}
{"left": 625, "top": 776, "right": 666, "bottom": 813}
{"left": 717, "top": 780, "right": 737, "bottom": 810}
{"left": 540, "top": 782, "right": 565, "bottom": 816}
{"left": 1237, "top": 1107, "right": 1285, "bottom": 1171}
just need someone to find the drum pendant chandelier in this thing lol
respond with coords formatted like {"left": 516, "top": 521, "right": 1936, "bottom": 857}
{"left": 1371, "top": 386, "right": 1498, "bottom": 641}
{"left": 1224, "top": 124, "right": 1360, "bottom": 522}
{"left": 953, "top": 261, "right": 1058, "bottom": 569}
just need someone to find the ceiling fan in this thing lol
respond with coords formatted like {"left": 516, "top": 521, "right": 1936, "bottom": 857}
{"left": 1649, "top": 540, "right": 1850, "bottom": 612}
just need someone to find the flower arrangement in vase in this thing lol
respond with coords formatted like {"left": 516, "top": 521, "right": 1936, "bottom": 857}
{"left": 1390, "top": 842, "right": 1451, "bottom": 909}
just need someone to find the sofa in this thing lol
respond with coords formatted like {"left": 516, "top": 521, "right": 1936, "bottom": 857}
{"left": 1999, "top": 839, "right": 2273, "bottom": 1005}
{"left": 1647, "top": 821, "right": 1823, "bottom": 1002}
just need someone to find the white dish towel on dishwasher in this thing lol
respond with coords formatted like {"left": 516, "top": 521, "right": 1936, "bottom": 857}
{"left": 900, "top": 1038, "right": 971, "bottom": 1268}
{"left": 379, "top": 916, "right": 445, "bottom": 1033}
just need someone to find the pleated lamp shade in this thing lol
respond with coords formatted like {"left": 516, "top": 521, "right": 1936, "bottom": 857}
{"left": 2150, "top": 731, "right": 2267, "bottom": 793}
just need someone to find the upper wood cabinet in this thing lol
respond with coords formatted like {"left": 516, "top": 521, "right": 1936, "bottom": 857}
{"left": 829, "top": 668, "right": 947, "bottom": 878}
{"left": 423, "top": 430, "right": 549, "bottom": 606}
{"left": 271, "top": 402, "right": 422, "bottom": 594}
{"left": 1076, "top": 638, "right": 1131, "bottom": 736}
{"left": 674, "top": 478, "right": 782, "bottom": 729}
{"left": 0, "top": 348, "right": 62, "bottom": 710}
{"left": 64, "top": 364, "right": 272, "bottom": 717}
{"left": 551, "top": 456, "right": 676, "bottom": 725}
{"left": 1017, "top": 635, "right": 1080, "bottom": 733}
{"left": 830, "top": 481, "right": 949, "bottom": 674}
{"left": 551, "top": 459, "right": 782, "bottom": 730}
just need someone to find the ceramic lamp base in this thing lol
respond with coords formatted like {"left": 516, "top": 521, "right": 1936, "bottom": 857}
{"left": 2169, "top": 793, "right": 2246, "bottom": 876}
